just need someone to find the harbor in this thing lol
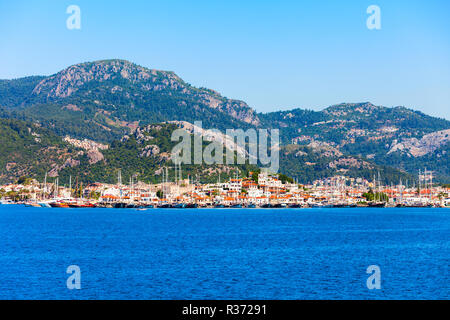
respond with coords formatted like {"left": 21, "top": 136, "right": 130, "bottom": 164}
{"left": 2, "top": 170, "right": 449, "bottom": 209}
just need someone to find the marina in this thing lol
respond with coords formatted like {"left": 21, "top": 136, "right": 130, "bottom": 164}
{"left": 2, "top": 170, "right": 449, "bottom": 210}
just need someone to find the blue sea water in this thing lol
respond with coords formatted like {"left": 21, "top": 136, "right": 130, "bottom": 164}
{"left": 0, "top": 205, "right": 448, "bottom": 300}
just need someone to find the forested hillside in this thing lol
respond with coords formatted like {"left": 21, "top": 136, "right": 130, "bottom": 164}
{"left": 0, "top": 60, "right": 448, "bottom": 183}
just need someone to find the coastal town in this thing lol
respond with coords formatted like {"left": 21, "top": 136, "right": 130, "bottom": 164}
{"left": 1, "top": 170, "right": 449, "bottom": 209}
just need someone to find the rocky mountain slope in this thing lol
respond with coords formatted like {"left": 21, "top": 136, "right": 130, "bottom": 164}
{"left": 0, "top": 118, "right": 409, "bottom": 185}
{"left": 0, "top": 118, "right": 84, "bottom": 183}
{"left": 1, "top": 60, "right": 259, "bottom": 142}
{"left": 388, "top": 129, "right": 450, "bottom": 157}
{"left": 260, "top": 102, "right": 450, "bottom": 182}
{"left": 1, "top": 122, "right": 257, "bottom": 185}
{"left": 0, "top": 61, "right": 449, "bottom": 183}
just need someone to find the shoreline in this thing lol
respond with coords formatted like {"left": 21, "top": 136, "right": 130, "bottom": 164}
{"left": 1, "top": 202, "right": 448, "bottom": 210}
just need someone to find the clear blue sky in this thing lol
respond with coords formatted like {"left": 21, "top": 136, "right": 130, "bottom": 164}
{"left": 1, "top": 0, "right": 449, "bottom": 119}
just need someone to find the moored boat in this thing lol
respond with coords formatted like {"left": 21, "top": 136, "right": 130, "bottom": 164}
{"left": 368, "top": 202, "right": 386, "bottom": 208}
{"left": 38, "top": 201, "right": 52, "bottom": 208}
{"left": 68, "top": 202, "right": 96, "bottom": 208}
{"left": 49, "top": 202, "right": 69, "bottom": 208}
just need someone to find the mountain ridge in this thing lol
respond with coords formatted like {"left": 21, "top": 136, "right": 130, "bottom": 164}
{"left": 0, "top": 59, "right": 448, "bottom": 182}
{"left": 4, "top": 59, "right": 260, "bottom": 126}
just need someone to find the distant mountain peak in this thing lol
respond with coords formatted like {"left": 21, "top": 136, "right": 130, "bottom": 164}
{"left": 1, "top": 61, "right": 449, "bottom": 183}
{"left": 23, "top": 59, "right": 260, "bottom": 127}
{"left": 325, "top": 102, "right": 379, "bottom": 113}
{"left": 32, "top": 59, "right": 180, "bottom": 98}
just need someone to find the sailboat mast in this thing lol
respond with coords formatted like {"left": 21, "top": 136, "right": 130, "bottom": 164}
{"left": 44, "top": 172, "right": 47, "bottom": 199}
{"left": 418, "top": 169, "right": 421, "bottom": 199}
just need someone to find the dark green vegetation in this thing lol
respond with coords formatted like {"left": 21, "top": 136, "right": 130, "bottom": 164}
{"left": 362, "top": 189, "right": 389, "bottom": 202}
{"left": 260, "top": 104, "right": 449, "bottom": 143}
{"left": 0, "top": 120, "right": 257, "bottom": 185}
{"left": 279, "top": 144, "right": 412, "bottom": 184}
{"left": 0, "top": 60, "right": 448, "bottom": 183}
{"left": 1, "top": 60, "right": 257, "bottom": 142}
{"left": 60, "top": 123, "right": 258, "bottom": 185}
{"left": 261, "top": 103, "right": 450, "bottom": 182}
{"left": 0, "top": 76, "right": 45, "bottom": 107}
{"left": 0, "top": 118, "right": 83, "bottom": 183}
{"left": 0, "top": 118, "right": 413, "bottom": 185}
